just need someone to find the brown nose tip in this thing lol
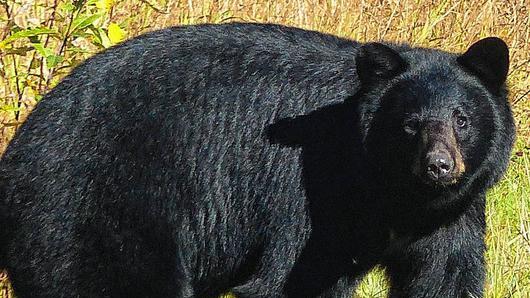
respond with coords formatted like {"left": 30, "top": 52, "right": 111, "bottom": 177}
{"left": 425, "top": 151, "right": 454, "bottom": 181}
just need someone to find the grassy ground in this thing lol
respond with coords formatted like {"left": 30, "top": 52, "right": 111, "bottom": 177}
{"left": 1, "top": 0, "right": 529, "bottom": 297}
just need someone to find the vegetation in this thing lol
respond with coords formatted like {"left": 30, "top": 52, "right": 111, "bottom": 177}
{"left": 1, "top": 0, "right": 528, "bottom": 297}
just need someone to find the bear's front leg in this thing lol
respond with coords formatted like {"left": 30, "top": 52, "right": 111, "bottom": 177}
{"left": 230, "top": 192, "right": 312, "bottom": 298}
{"left": 230, "top": 220, "right": 310, "bottom": 298}
{"left": 315, "top": 275, "right": 364, "bottom": 298}
{"left": 384, "top": 201, "right": 486, "bottom": 298}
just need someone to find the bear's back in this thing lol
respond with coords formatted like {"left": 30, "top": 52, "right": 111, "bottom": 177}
{"left": 0, "top": 23, "right": 361, "bottom": 232}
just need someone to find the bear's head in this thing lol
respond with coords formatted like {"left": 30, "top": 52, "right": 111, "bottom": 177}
{"left": 357, "top": 38, "right": 515, "bottom": 203}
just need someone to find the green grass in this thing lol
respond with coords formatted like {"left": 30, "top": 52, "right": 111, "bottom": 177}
{"left": 485, "top": 139, "right": 530, "bottom": 297}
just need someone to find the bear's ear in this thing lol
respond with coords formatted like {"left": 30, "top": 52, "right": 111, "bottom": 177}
{"left": 356, "top": 43, "right": 407, "bottom": 86}
{"left": 457, "top": 37, "right": 509, "bottom": 92}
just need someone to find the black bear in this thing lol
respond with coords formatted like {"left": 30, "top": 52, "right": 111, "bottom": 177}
{"left": 0, "top": 23, "right": 515, "bottom": 298}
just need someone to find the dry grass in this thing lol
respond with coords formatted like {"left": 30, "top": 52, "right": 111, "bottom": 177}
{"left": 1, "top": 0, "right": 529, "bottom": 297}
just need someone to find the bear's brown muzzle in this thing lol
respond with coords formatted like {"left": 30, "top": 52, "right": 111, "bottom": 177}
{"left": 413, "top": 121, "right": 466, "bottom": 185}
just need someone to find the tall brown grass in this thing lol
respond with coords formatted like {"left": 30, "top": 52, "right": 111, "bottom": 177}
{"left": 1, "top": 1, "right": 529, "bottom": 297}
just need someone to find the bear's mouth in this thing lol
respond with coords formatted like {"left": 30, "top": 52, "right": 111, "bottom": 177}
{"left": 415, "top": 169, "right": 461, "bottom": 188}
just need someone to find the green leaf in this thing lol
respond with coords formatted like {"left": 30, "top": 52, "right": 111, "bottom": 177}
{"left": 71, "top": 14, "right": 102, "bottom": 33}
{"left": 59, "top": 2, "right": 76, "bottom": 13}
{"left": 46, "top": 55, "right": 64, "bottom": 68}
{"left": 0, "top": 28, "right": 58, "bottom": 48}
{"left": 66, "top": 46, "right": 91, "bottom": 54}
{"left": 98, "top": 28, "right": 112, "bottom": 48}
{"left": 31, "top": 42, "right": 55, "bottom": 58}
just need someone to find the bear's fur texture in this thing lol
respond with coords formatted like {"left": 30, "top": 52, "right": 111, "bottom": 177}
{"left": 0, "top": 23, "right": 515, "bottom": 298}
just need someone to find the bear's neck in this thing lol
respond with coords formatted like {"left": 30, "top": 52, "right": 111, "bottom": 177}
{"left": 365, "top": 168, "right": 478, "bottom": 236}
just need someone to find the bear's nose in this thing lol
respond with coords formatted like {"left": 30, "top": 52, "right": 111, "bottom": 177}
{"left": 425, "top": 151, "right": 454, "bottom": 181}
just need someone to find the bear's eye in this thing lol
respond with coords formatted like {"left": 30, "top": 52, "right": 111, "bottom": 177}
{"left": 403, "top": 119, "right": 419, "bottom": 135}
{"left": 453, "top": 111, "right": 468, "bottom": 128}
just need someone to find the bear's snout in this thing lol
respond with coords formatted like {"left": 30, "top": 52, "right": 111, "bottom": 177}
{"left": 425, "top": 149, "right": 454, "bottom": 182}
{"left": 413, "top": 120, "right": 465, "bottom": 186}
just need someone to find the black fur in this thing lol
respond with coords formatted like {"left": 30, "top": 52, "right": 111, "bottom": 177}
{"left": 0, "top": 23, "right": 515, "bottom": 298}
